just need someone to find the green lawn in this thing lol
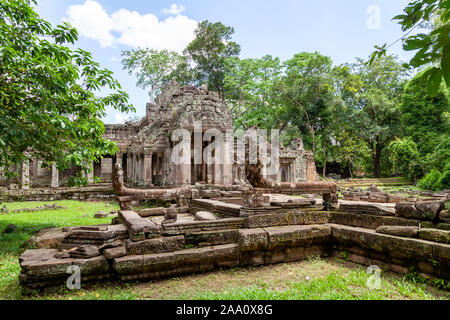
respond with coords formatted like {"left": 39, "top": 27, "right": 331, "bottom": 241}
{"left": 0, "top": 200, "right": 448, "bottom": 300}
{"left": 0, "top": 200, "right": 117, "bottom": 299}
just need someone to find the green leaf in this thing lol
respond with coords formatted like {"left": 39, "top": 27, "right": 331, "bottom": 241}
{"left": 425, "top": 67, "right": 442, "bottom": 96}
{"left": 442, "top": 44, "right": 450, "bottom": 88}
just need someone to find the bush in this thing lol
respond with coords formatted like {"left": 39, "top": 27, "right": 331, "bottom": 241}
{"left": 438, "top": 169, "right": 450, "bottom": 190}
{"left": 418, "top": 169, "right": 443, "bottom": 191}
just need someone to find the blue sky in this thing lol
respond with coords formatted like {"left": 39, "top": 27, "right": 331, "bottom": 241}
{"left": 35, "top": 0, "right": 414, "bottom": 124}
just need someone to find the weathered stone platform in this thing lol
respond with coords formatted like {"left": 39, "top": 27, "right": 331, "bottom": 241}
{"left": 18, "top": 195, "right": 450, "bottom": 290}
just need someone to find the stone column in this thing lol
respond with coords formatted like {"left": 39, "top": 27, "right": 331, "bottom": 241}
{"left": 143, "top": 151, "right": 153, "bottom": 187}
{"left": 116, "top": 152, "right": 123, "bottom": 167}
{"left": 178, "top": 148, "right": 191, "bottom": 186}
{"left": 126, "top": 153, "right": 132, "bottom": 181}
{"left": 85, "top": 161, "right": 94, "bottom": 184}
{"left": 51, "top": 163, "right": 59, "bottom": 188}
{"left": 134, "top": 155, "right": 139, "bottom": 183}
{"left": 139, "top": 154, "right": 144, "bottom": 186}
{"left": 156, "top": 154, "right": 161, "bottom": 184}
{"left": 21, "top": 160, "right": 30, "bottom": 190}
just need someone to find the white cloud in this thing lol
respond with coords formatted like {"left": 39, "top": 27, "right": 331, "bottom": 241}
{"left": 162, "top": 4, "right": 186, "bottom": 15}
{"left": 66, "top": 0, "right": 197, "bottom": 52}
{"left": 114, "top": 113, "right": 127, "bottom": 124}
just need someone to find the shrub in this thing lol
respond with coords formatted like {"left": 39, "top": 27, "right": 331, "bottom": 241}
{"left": 418, "top": 170, "right": 443, "bottom": 191}
{"left": 438, "top": 169, "right": 450, "bottom": 190}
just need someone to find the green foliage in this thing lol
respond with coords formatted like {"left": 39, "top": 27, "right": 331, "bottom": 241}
{"left": 369, "top": 0, "right": 450, "bottom": 94}
{"left": 224, "top": 55, "right": 282, "bottom": 129}
{"left": 0, "top": 0, "right": 134, "bottom": 184}
{"left": 278, "top": 52, "right": 334, "bottom": 155}
{"left": 418, "top": 169, "right": 444, "bottom": 190}
{"left": 350, "top": 56, "right": 408, "bottom": 178}
{"left": 387, "top": 137, "right": 421, "bottom": 180}
{"left": 400, "top": 69, "right": 449, "bottom": 157}
{"left": 184, "top": 20, "right": 241, "bottom": 94}
{"left": 121, "top": 48, "right": 190, "bottom": 103}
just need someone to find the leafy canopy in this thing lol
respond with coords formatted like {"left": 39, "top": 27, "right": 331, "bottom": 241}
{"left": 184, "top": 20, "right": 241, "bottom": 94}
{"left": 0, "top": 0, "right": 134, "bottom": 185}
{"left": 121, "top": 48, "right": 189, "bottom": 103}
{"left": 369, "top": 0, "right": 450, "bottom": 94}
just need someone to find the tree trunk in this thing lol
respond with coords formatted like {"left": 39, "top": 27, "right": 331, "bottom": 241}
{"left": 349, "top": 162, "right": 353, "bottom": 178}
{"left": 373, "top": 137, "right": 382, "bottom": 178}
{"left": 322, "top": 142, "right": 326, "bottom": 178}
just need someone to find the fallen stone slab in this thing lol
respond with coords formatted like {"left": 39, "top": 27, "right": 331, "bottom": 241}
{"left": 3, "top": 224, "right": 17, "bottom": 233}
{"left": 161, "top": 218, "right": 244, "bottom": 236}
{"left": 66, "top": 226, "right": 117, "bottom": 241}
{"left": 36, "top": 228, "right": 70, "bottom": 249}
{"left": 270, "top": 199, "right": 316, "bottom": 208}
{"left": 375, "top": 226, "right": 419, "bottom": 238}
{"left": 98, "top": 240, "right": 125, "bottom": 252}
{"left": 119, "top": 210, "right": 160, "bottom": 241}
{"left": 329, "top": 224, "right": 450, "bottom": 267}
{"left": 136, "top": 207, "right": 167, "bottom": 217}
{"left": 94, "top": 211, "right": 109, "bottom": 219}
{"left": 264, "top": 224, "right": 331, "bottom": 250}
{"left": 421, "top": 221, "right": 450, "bottom": 231}
{"left": 418, "top": 229, "right": 450, "bottom": 244}
{"left": 238, "top": 228, "right": 268, "bottom": 252}
{"left": 126, "top": 236, "right": 185, "bottom": 255}
{"left": 244, "top": 211, "right": 329, "bottom": 228}
{"left": 185, "top": 229, "right": 238, "bottom": 247}
{"left": 339, "top": 202, "right": 395, "bottom": 216}
{"left": 69, "top": 245, "right": 101, "bottom": 259}
{"left": 440, "top": 210, "right": 450, "bottom": 224}
{"left": 103, "top": 246, "right": 127, "bottom": 260}
{"left": 329, "top": 212, "right": 419, "bottom": 230}
{"left": 415, "top": 201, "right": 445, "bottom": 221}
{"left": 19, "top": 249, "right": 110, "bottom": 285}
{"left": 195, "top": 211, "right": 219, "bottom": 221}
{"left": 113, "top": 244, "right": 240, "bottom": 281}
{"left": 395, "top": 203, "right": 427, "bottom": 220}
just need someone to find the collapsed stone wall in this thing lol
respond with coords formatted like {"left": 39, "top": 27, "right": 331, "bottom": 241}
{"left": 17, "top": 192, "right": 450, "bottom": 291}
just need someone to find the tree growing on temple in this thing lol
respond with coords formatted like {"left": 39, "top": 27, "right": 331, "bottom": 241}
{"left": 184, "top": 20, "right": 241, "bottom": 97}
{"left": 121, "top": 49, "right": 190, "bottom": 104}
{"left": 0, "top": 0, "right": 134, "bottom": 185}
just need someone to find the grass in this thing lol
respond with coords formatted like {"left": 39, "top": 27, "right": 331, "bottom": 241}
{"left": 0, "top": 200, "right": 118, "bottom": 299}
{"left": 0, "top": 200, "right": 449, "bottom": 300}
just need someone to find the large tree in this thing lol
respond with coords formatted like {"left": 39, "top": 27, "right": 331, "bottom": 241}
{"left": 351, "top": 56, "right": 408, "bottom": 178}
{"left": 223, "top": 55, "right": 282, "bottom": 129}
{"left": 0, "top": 0, "right": 133, "bottom": 185}
{"left": 184, "top": 20, "right": 241, "bottom": 97}
{"left": 278, "top": 52, "right": 334, "bottom": 156}
{"left": 121, "top": 48, "right": 190, "bottom": 104}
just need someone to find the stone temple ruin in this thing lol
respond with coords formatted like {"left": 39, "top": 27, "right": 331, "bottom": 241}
{"left": 4, "top": 82, "right": 450, "bottom": 290}
{"left": 1, "top": 81, "right": 318, "bottom": 193}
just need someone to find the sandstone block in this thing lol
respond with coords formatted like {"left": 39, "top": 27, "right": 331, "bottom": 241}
{"left": 245, "top": 211, "right": 329, "bottom": 228}
{"left": 375, "top": 226, "right": 419, "bottom": 238}
{"left": 395, "top": 203, "right": 427, "bottom": 220}
{"left": 418, "top": 229, "right": 450, "bottom": 244}
{"left": 415, "top": 201, "right": 444, "bottom": 221}
{"left": 103, "top": 246, "right": 126, "bottom": 260}
{"left": 185, "top": 229, "right": 238, "bottom": 247}
{"left": 238, "top": 228, "right": 268, "bottom": 252}
{"left": 264, "top": 225, "right": 331, "bottom": 250}
{"left": 440, "top": 210, "right": 450, "bottom": 223}
{"left": 195, "top": 211, "right": 219, "bottom": 221}
{"left": 126, "top": 236, "right": 185, "bottom": 255}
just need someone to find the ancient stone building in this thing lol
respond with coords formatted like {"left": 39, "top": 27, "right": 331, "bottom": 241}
{"left": 1, "top": 82, "right": 318, "bottom": 189}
